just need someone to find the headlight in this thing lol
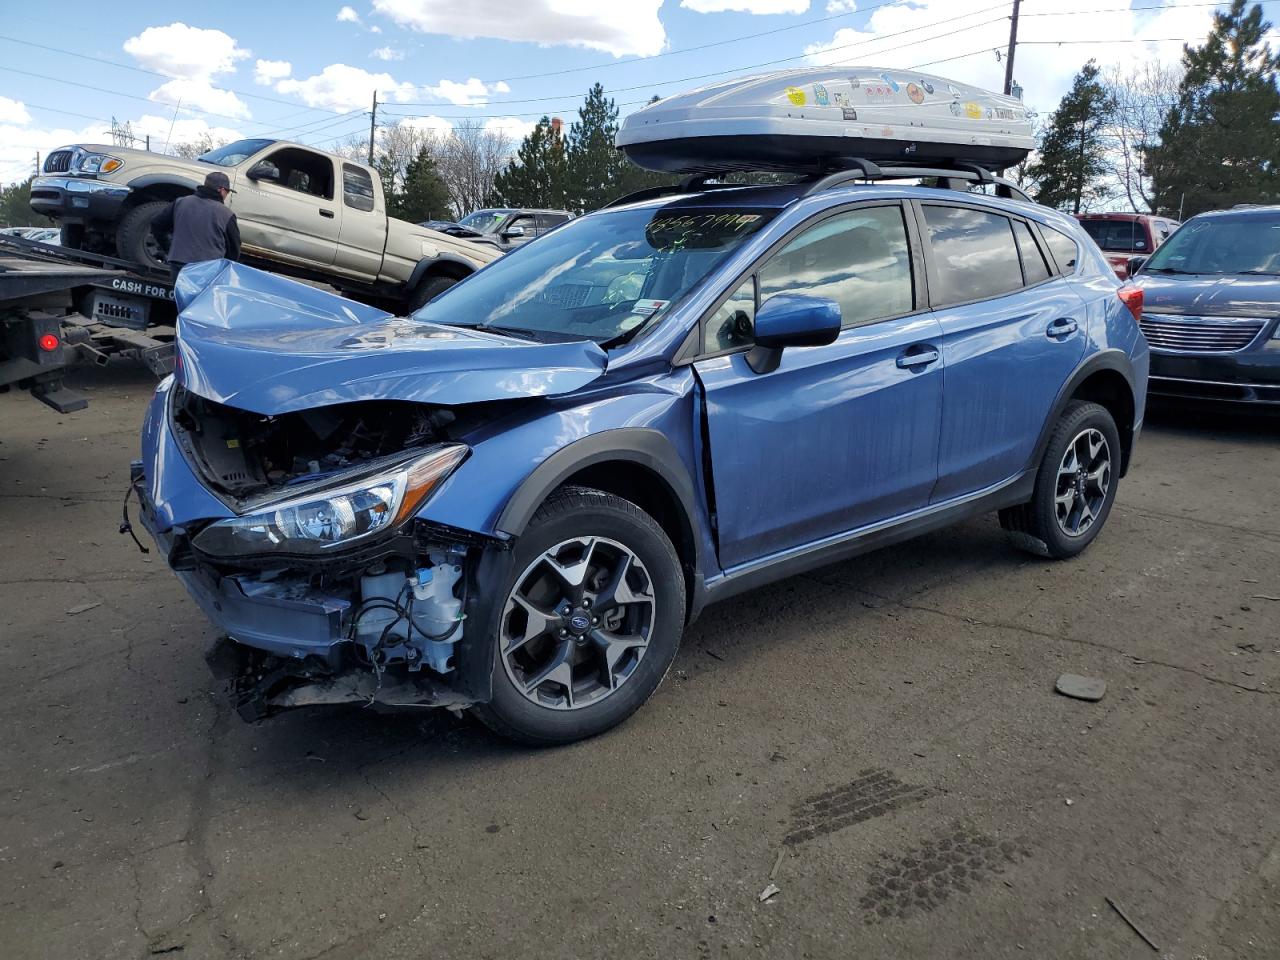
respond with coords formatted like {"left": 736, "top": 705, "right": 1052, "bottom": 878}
{"left": 192, "top": 445, "right": 467, "bottom": 558}
{"left": 76, "top": 152, "right": 124, "bottom": 176}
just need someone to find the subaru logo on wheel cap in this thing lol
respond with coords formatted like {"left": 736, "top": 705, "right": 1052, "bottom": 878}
{"left": 570, "top": 614, "right": 591, "bottom": 632}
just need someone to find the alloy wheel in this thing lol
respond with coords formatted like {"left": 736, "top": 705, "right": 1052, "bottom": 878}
{"left": 1054, "top": 427, "right": 1111, "bottom": 537}
{"left": 500, "top": 536, "right": 656, "bottom": 711}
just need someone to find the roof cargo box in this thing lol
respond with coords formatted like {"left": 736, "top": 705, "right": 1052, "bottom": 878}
{"left": 616, "top": 67, "right": 1034, "bottom": 175}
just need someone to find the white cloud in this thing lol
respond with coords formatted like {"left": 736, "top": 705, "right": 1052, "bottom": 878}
{"left": 681, "top": 0, "right": 809, "bottom": 13}
{"left": 826, "top": 0, "right": 856, "bottom": 12}
{"left": 372, "top": 0, "right": 667, "bottom": 57}
{"left": 148, "top": 78, "right": 251, "bottom": 120}
{"left": 337, "top": 5, "right": 361, "bottom": 23}
{"left": 0, "top": 96, "right": 30, "bottom": 125}
{"left": 276, "top": 63, "right": 417, "bottom": 112}
{"left": 254, "top": 59, "right": 292, "bottom": 85}
{"left": 426, "top": 77, "right": 511, "bottom": 106}
{"left": 122, "top": 23, "right": 249, "bottom": 80}
{"left": 371, "top": 46, "right": 403, "bottom": 61}
{"left": 801, "top": 0, "right": 1218, "bottom": 117}
{"left": 483, "top": 116, "right": 537, "bottom": 142}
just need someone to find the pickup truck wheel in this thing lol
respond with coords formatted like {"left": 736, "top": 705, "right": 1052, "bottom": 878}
{"left": 407, "top": 274, "right": 459, "bottom": 311}
{"left": 1000, "top": 401, "right": 1121, "bottom": 560}
{"left": 116, "top": 200, "right": 171, "bottom": 271}
{"left": 473, "top": 487, "right": 685, "bottom": 745}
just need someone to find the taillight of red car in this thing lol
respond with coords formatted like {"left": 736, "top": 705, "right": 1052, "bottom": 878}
{"left": 1117, "top": 286, "right": 1144, "bottom": 323}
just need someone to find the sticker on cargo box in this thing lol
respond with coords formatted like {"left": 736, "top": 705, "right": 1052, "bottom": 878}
{"left": 785, "top": 86, "right": 806, "bottom": 106}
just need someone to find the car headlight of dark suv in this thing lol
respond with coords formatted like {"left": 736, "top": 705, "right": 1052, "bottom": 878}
{"left": 192, "top": 445, "right": 467, "bottom": 559}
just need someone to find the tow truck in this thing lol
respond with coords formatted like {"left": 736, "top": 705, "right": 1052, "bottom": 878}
{"left": 0, "top": 233, "right": 177, "bottom": 413}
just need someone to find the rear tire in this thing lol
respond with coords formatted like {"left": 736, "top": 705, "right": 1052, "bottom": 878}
{"left": 116, "top": 200, "right": 172, "bottom": 271}
{"left": 1001, "top": 400, "right": 1121, "bottom": 560}
{"left": 407, "top": 274, "right": 460, "bottom": 311}
{"left": 473, "top": 487, "right": 685, "bottom": 745}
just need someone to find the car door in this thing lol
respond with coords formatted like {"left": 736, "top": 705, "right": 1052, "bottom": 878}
{"left": 693, "top": 202, "right": 944, "bottom": 570}
{"left": 229, "top": 145, "right": 340, "bottom": 267}
{"left": 333, "top": 162, "right": 386, "bottom": 280}
{"left": 917, "top": 202, "right": 1087, "bottom": 503}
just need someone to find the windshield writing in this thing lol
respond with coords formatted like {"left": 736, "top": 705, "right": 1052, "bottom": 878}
{"left": 1144, "top": 215, "right": 1280, "bottom": 275}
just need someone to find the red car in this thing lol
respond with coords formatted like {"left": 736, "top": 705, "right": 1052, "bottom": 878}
{"left": 1076, "top": 213, "right": 1180, "bottom": 279}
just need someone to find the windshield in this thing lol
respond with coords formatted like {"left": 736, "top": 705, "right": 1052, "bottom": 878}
{"left": 198, "top": 139, "right": 276, "bottom": 167}
{"left": 412, "top": 205, "right": 778, "bottom": 343}
{"left": 1080, "top": 218, "right": 1149, "bottom": 253}
{"left": 457, "top": 210, "right": 511, "bottom": 234}
{"left": 1143, "top": 212, "right": 1280, "bottom": 275}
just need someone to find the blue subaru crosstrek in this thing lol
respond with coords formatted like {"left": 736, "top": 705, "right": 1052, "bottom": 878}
{"left": 134, "top": 175, "right": 1149, "bottom": 743}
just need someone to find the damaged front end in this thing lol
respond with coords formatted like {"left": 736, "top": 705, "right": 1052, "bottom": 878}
{"left": 145, "top": 384, "right": 510, "bottom": 722}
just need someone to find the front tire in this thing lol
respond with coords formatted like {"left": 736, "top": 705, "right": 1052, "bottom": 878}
{"left": 1001, "top": 400, "right": 1121, "bottom": 559}
{"left": 116, "top": 200, "right": 172, "bottom": 271}
{"left": 407, "top": 274, "right": 460, "bottom": 311}
{"left": 473, "top": 487, "right": 685, "bottom": 745}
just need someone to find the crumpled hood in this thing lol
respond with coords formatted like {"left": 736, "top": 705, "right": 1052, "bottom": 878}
{"left": 1135, "top": 272, "right": 1280, "bottom": 318}
{"left": 172, "top": 260, "right": 607, "bottom": 415}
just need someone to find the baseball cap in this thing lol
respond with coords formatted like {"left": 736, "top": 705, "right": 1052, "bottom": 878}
{"left": 204, "top": 171, "right": 234, "bottom": 192}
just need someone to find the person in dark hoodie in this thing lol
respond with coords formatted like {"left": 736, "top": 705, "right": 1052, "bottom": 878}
{"left": 152, "top": 170, "right": 241, "bottom": 283}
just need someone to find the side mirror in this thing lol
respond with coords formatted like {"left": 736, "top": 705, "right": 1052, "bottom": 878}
{"left": 246, "top": 161, "right": 280, "bottom": 183}
{"left": 502, "top": 225, "right": 526, "bottom": 239}
{"left": 747, "top": 294, "right": 842, "bottom": 374}
{"left": 1127, "top": 255, "right": 1148, "bottom": 276}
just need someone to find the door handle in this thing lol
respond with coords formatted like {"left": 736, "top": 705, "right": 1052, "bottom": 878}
{"left": 896, "top": 346, "right": 940, "bottom": 369}
{"left": 1047, "top": 317, "right": 1078, "bottom": 338}
{"left": 319, "top": 209, "right": 335, "bottom": 219}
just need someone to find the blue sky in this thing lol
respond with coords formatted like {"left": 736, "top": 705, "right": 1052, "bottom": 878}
{"left": 0, "top": 1, "right": 1266, "bottom": 185}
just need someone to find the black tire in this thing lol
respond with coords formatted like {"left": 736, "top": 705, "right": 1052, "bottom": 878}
{"left": 473, "top": 486, "right": 686, "bottom": 745}
{"left": 407, "top": 274, "right": 460, "bottom": 311}
{"left": 116, "top": 200, "right": 172, "bottom": 270}
{"left": 1000, "top": 400, "right": 1122, "bottom": 559}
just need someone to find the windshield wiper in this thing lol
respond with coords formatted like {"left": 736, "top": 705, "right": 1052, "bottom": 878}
{"left": 1236, "top": 269, "right": 1280, "bottom": 276}
{"left": 1143, "top": 266, "right": 1195, "bottom": 274}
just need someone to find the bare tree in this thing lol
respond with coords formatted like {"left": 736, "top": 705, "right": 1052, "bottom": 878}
{"left": 170, "top": 133, "right": 222, "bottom": 159}
{"left": 1102, "top": 61, "right": 1182, "bottom": 212}
{"left": 437, "top": 120, "right": 513, "bottom": 216}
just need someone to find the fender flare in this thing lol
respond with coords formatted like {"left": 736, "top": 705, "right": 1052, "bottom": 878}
{"left": 406, "top": 253, "right": 478, "bottom": 291}
{"left": 495, "top": 428, "right": 701, "bottom": 540}
{"left": 127, "top": 174, "right": 199, "bottom": 196}
{"left": 1028, "top": 349, "right": 1139, "bottom": 475}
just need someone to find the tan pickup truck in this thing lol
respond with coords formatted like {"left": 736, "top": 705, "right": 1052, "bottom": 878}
{"left": 30, "top": 139, "right": 499, "bottom": 308}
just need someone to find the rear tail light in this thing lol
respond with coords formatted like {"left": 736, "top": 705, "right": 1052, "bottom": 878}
{"left": 38, "top": 333, "right": 60, "bottom": 352}
{"left": 1117, "top": 286, "right": 1144, "bottom": 323}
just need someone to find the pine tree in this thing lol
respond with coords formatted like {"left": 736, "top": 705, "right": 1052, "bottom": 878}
{"left": 1147, "top": 0, "right": 1280, "bottom": 217}
{"left": 565, "top": 83, "right": 621, "bottom": 213}
{"left": 394, "top": 147, "right": 454, "bottom": 223}
{"left": 1027, "top": 61, "right": 1114, "bottom": 213}
{"left": 490, "top": 117, "right": 569, "bottom": 209}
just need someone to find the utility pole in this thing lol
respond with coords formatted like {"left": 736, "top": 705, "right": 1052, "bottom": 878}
{"left": 368, "top": 91, "right": 378, "bottom": 166}
{"left": 1003, "top": 0, "right": 1021, "bottom": 96}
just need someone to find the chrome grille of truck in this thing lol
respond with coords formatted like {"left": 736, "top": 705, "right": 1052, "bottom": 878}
{"left": 44, "top": 150, "right": 73, "bottom": 173}
{"left": 1139, "top": 314, "right": 1266, "bottom": 353}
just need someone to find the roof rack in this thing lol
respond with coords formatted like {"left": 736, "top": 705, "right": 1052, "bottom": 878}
{"left": 602, "top": 158, "right": 1032, "bottom": 210}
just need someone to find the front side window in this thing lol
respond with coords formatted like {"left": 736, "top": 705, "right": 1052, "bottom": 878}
{"left": 412, "top": 204, "right": 778, "bottom": 343}
{"left": 704, "top": 278, "right": 756, "bottom": 353}
{"left": 923, "top": 205, "right": 1024, "bottom": 306}
{"left": 342, "top": 164, "right": 375, "bottom": 212}
{"left": 263, "top": 148, "right": 334, "bottom": 200}
{"left": 758, "top": 205, "right": 914, "bottom": 326}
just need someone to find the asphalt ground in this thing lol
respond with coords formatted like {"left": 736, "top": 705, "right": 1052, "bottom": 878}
{"left": 1, "top": 363, "right": 1278, "bottom": 960}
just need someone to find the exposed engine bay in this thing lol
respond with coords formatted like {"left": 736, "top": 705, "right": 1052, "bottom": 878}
{"left": 165, "top": 386, "right": 508, "bottom": 720}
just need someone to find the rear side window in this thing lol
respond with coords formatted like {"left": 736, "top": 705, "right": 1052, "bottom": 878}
{"left": 922, "top": 205, "right": 1023, "bottom": 305}
{"left": 757, "top": 204, "right": 914, "bottom": 329}
{"left": 1013, "top": 221, "right": 1051, "bottom": 285}
{"left": 1041, "top": 226, "right": 1079, "bottom": 274}
{"left": 536, "top": 213, "right": 569, "bottom": 231}
{"left": 342, "top": 164, "right": 375, "bottom": 212}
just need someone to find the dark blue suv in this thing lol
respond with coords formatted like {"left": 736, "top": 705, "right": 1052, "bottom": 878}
{"left": 136, "top": 175, "right": 1149, "bottom": 743}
